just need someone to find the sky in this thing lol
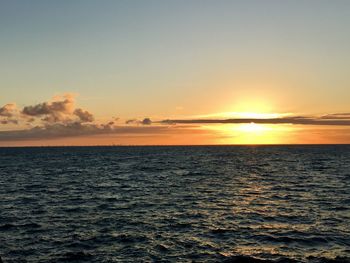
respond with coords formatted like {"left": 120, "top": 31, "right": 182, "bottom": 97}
{"left": 1, "top": 0, "right": 350, "bottom": 146}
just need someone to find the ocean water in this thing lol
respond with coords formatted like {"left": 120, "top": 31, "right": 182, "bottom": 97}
{"left": 0, "top": 146, "right": 350, "bottom": 263}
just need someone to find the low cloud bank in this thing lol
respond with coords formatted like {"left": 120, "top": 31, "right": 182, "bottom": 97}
{"left": 160, "top": 116, "right": 350, "bottom": 126}
{"left": 0, "top": 123, "right": 183, "bottom": 141}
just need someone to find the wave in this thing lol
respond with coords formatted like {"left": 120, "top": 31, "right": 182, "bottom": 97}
{"left": 220, "top": 255, "right": 350, "bottom": 263}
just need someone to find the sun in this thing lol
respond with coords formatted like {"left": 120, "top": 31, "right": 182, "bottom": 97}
{"left": 232, "top": 123, "right": 283, "bottom": 144}
{"left": 206, "top": 119, "right": 295, "bottom": 145}
{"left": 237, "top": 122, "right": 269, "bottom": 133}
{"left": 201, "top": 99, "right": 296, "bottom": 144}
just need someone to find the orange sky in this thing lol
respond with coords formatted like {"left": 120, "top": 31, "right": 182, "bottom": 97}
{"left": 1, "top": 1, "right": 350, "bottom": 146}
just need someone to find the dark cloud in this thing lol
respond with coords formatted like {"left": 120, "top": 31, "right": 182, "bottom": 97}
{"left": 22, "top": 95, "right": 74, "bottom": 118}
{"left": 324, "top": 113, "right": 350, "bottom": 116}
{"left": 0, "top": 123, "right": 109, "bottom": 141}
{"left": 1, "top": 119, "right": 18, "bottom": 125}
{"left": 21, "top": 94, "right": 76, "bottom": 124}
{"left": 26, "top": 117, "right": 36, "bottom": 123}
{"left": 125, "top": 118, "right": 152, "bottom": 125}
{"left": 0, "top": 94, "right": 167, "bottom": 141}
{"left": 141, "top": 118, "right": 152, "bottom": 125}
{"left": 160, "top": 115, "right": 350, "bottom": 126}
{"left": 19, "top": 94, "right": 96, "bottom": 124}
{"left": 74, "top": 108, "right": 94, "bottom": 122}
{"left": 126, "top": 119, "right": 137, "bottom": 124}
{"left": 0, "top": 122, "right": 177, "bottom": 141}
{"left": 320, "top": 113, "right": 350, "bottom": 120}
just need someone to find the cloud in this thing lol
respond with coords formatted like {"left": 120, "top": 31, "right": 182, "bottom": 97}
{"left": 0, "top": 94, "right": 164, "bottom": 141}
{"left": 0, "top": 122, "right": 187, "bottom": 141}
{"left": 125, "top": 118, "right": 152, "bottom": 125}
{"left": 0, "top": 103, "right": 18, "bottom": 125}
{"left": 141, "top": 118, "right": 152, "bottom": 125}
{"left": 126, "top": 119, "right": 137, "bottom": 124}
{"left": 0, "top": 103, "right": 16, "bottom": 117}
{"left": 0, "top": 123, "right": 110, "bottom": 141}
{"left": 0, "top": 93, "right": 97, "bottom": 129}
{"left": 22, "top": 94, "right": 74, "bottom": 116}
{"left": 160, "top": 115, "right": 350, "bottom": 126}
{"left": 1, "top": 119, "right": 18, "bottom": 125}
{"left": 21, "top": 94, "right": 78, "bottom": 123}
{"left": 74, "top": 108, "right": 94, "bottom": 122}
{"left": 1, "top": 93, "right": 94, "bottom": 126}
{"left": 320, "top": 113, "right": 350, "bottom": 120}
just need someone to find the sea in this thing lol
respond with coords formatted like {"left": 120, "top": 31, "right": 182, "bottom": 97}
{"left": 0, "top": 146, "right": 349, "bottom": 263}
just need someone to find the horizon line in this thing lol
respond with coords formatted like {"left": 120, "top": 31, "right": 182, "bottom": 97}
{"left": 1, "top": 143, "right": 350, "bottom": 148}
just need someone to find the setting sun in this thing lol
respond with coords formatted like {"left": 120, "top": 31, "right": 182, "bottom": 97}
{"left": 202, "top": 119, "right": 297, "bottom": 145}
{"left": 238, "top": 122, "right": 269, "bottom": 133}
{"left": 233, "top": 124, "right": 291, "bottom": 145}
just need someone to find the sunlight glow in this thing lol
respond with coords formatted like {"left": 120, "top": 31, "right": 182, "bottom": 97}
{"left": 237, "top": 122, "right": 270, "bottom": 133}
{"left": 205, "top": 122, "right": 296, "bottom": 145}
{"left": 195, "top": 111, "right": 290, "bottom": 120}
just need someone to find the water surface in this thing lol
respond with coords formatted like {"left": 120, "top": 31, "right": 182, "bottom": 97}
{"left": 1, "top": 146, "right": 349, "bottom": 262}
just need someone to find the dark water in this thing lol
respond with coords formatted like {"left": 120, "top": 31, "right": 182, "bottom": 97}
{"left": 1, "top": 146, "right": 350, "bottom": 263}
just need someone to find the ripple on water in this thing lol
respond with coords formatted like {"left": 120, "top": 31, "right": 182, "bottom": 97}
{"left": 0, "top": 145, "right": 349, "bottom": 262}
